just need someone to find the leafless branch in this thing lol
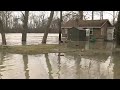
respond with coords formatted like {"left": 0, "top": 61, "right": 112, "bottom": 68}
{"left": 21, "top": 11, "right": 25, "bottom": 18}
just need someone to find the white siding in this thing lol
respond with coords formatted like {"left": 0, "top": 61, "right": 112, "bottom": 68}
{"left": 107, "top": 28, "right": 114, "bottom": 40}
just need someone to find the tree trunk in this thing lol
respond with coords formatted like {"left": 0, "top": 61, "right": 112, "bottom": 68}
{"left": 5, "top": 11, "right": 8, "bottom": 29}
{"left": 100, "top": 11, "right": 103, "bottom": 20}
{"left": 92, "top": 11, "right": 94, "bottom": 20}
{"left": 22, "top": 11, "right": 29, "bottom": 42}
{"left": 0, "top": 19, "right": 6, "bottom": 45}
{"left": 42, "top": 11, "right": 54, "bottom": 44}
{"left": 79, "top": 11, "right": 83, "bottom": 20}
{"left": 59, "top": 11, "right": 62, "bottom": 44}
{"left": 115, "top": 11, "right": 120, "bottom": 46}
{"left": 113, "top": 11, "right": 115, "bottom": 25}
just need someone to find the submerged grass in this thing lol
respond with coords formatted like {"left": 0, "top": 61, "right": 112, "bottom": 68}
{"left": 0, "top": 44, "right": 113, "bottom": 55}
{"left": 0, "top": 44, "right": 77, "bottom": 54}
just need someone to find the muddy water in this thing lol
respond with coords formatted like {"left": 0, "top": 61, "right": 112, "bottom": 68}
{"left": 0, "top": 33, "right": 119, "bottom": 79}
{"left": 0, "top": 33, "right": 59, "bottom": 45}
{"left": 0, "top": 51, "right": 119, "bottom": 79}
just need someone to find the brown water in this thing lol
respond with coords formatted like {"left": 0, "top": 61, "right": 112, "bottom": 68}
{"left": 0, "top": 33, "right": 119, "bottom": 79}
{"left": 0, "top": 33, "right": 59, "bottom": 45}
{"left": 0, "top": 50, "right": 119, "bottom": 79}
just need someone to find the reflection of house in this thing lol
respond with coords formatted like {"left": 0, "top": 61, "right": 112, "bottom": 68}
{"left": 64, "top": 53, "right": 114, "bottom": 79}
{"left": 67, "top": 41, "right": 114, "bottom": 51}
{"left": 62, "top": 19, "right": 114, "bottom": 41}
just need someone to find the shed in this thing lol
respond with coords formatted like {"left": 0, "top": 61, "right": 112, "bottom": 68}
{"left": 68, "top": 27, "right": 88, "bottom": 41}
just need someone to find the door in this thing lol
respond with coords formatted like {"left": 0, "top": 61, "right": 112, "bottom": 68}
{"left": 107, "top": 33, "right": 112, "bottom": 40}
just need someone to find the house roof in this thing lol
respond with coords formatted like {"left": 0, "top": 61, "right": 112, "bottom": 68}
{"left": 62, "top": 19, "right": 113, "bottom": 28}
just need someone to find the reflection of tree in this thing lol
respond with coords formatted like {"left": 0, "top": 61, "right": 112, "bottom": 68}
{"left": 95, "top": 60, "right": 101, "bottom": 79}
{"left": 66, "top": 51, "right": 111, "bottom": 79}
{"left": 23, "top": 54, "right": 29, "bottom": 79}
{"left": 45, "top": 54, "right": 53, "bottom": 79}
{"left": 74, "top": 54, "right": 81, "bottom": 79}
{"left": 112, "top": 51, "right": 120, "bottom": 79}
{"left": 57, "top": 53, "right": 61, "bottom": 79}
{"left": 0, "top": 51, "right": 6, "bottom": 79}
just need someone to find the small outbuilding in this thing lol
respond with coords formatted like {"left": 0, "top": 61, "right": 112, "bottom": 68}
{"left": 67, "top": 27, "right": 89, "bottom": 41}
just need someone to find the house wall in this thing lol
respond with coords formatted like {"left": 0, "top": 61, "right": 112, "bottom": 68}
{"left": 62, "top": 28, "right": 68, "bottom": 37}
{"left": 107, "top": 28, "right": 114, "bottom": 41}
{"left": 101, "top": 22, "right": 108, "bottom": 40}
{"left": 92, "top": 28, "right": 102, "bottom": 39}
{"left": 92, "top": 22, "right": 110, "bottom": 41}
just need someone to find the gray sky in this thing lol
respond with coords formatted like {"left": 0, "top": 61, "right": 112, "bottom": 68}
{"left": 12, "top": 11, "right": 118, "bottom": 23}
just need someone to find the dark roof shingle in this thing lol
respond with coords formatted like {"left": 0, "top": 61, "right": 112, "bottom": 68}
{"left": 62, "top": 19, "right": 112, "bottom": 28}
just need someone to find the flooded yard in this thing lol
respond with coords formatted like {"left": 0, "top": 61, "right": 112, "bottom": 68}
{"left": 0, "top": 33, "right": 59, "bottom": 45}
{"left": 0, "top": 33, "right": 119, "bottom": 79}
{"left": 0, "top": 50, "right": 119, "bottom": 79}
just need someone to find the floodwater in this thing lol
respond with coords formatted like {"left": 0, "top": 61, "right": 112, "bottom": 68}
{"left": 0, "top": 50, "right": 118, "bottom": 79}
{"left": 0, "top": 33, "right": 119, "bottom": 79}
{"left": 0, "top": 33, "right": 59, "bottom": 45}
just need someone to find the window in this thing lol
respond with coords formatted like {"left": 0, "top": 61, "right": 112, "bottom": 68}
{"left": 90, "top": 29, "right": 93, "bottom": 35}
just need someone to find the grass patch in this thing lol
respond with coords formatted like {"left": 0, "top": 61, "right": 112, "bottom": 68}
{"left": 0, "top": 44, "right": 113, "bottom": 55}
{"left": 0, "top": 44, "right": 77, "bottom": 54}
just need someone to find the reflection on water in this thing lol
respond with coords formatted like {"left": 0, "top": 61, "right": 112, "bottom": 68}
{"left": 112, "top": 51, "right": 120, "bottom": 79}
{"left": 23, "top": 54, "right": 29, "bottom": 79}
{"left": 0, "top": 50, "right": 118, "bottom": 79}
{"left": 0, "top": 37, "right": 119, "bottom": 79}
{"left": 67, "top": 41, "right": 115, "bottom": 50}
{"left": 57, "top": 53, "right": 61, "bottom": 79}
{"left": 45, "top": 54, "right": 53, "bottom": 79}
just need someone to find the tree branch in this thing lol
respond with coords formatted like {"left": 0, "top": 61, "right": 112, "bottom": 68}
{"left": 21, "top": 11, "right": 25, "bottom": 18}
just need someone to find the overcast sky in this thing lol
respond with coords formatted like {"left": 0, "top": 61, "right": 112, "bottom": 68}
{"left": 12, "top": 11, "right": 118, "bottom": 23}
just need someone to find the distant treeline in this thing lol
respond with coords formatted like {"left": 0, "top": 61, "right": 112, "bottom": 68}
{"left": 1, "top": 28, "right": 59, "bottom": 33}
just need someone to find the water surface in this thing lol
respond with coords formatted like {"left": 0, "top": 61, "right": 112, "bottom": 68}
{"left": 0, "top": 51, "right": 118, "bottom": 79}
{"left": 0, "top": 33, "right": 59, "bottom": 45}
{"left": 0, "top": 33, "right": 119, "bottom": 79}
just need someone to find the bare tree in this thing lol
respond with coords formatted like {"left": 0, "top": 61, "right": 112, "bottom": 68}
{"left": 115, "top": 11, "right": 120, "bottom": 45}
{"left": 92, "top": 11, "right": 94, "bottom": 20}
{"left": 79, "top": 11, "right": 83, "bottom": 20}
{"left": 100, "top": 11, "right": 103, "bottom": 20}
{"left": 22, "top": 11, "right": 29, "bottom": 43}
{"left": 104, "top": 11, "right": 119, "bottom": 25}
{"left": 113, "top": 11, "right": 115, "bottom": 25}
{"left": 42, "top": 11, "right": 54, "bottom": 44}
{"left": 59, "top": 11, "right": 62, "bottom": 44}
{"left": 0, "top": 19, "right": 6, "bottom": 45}
{"left": 0, "top": 11, "right": 12, "bottom": 29}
